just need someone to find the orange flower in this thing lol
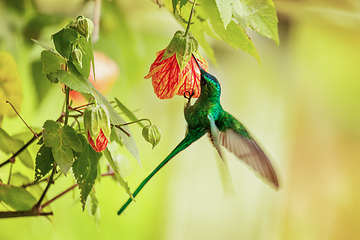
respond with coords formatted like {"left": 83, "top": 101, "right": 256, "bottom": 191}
{"left": 144, "top": 30, "right": 208, "bottom": 99}
{"left": 145, "top": 49, "right": 208, "bottom": 99}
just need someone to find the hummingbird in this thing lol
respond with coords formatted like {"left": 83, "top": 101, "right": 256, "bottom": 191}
{"left": 118, "top": 54, "right": 279, "bottom": 215}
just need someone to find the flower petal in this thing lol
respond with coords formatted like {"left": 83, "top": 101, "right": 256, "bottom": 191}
{"left": 145, "top": 49, "right": 208, "bottom": 99}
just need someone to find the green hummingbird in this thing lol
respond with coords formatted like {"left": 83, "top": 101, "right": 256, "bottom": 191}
{"left": 118, "top": 54, "right": 279, "bottom": 215}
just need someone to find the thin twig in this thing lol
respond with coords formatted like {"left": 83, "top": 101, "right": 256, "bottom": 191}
{"left": 6, "top": 101, "right": 39, "bottom": 140}
{"left": 184, "top": 0, "right": 197, "bottom": 36}
{"left": 0, "top": 210, "right": 53, "bottom": 218}
{"left": 35, "top": 165, "right": 56, "bottom": 208}
{"left": 41, "top": 172, "right": 115, "bottom": 208}
{"left": 64, "top": 87, "right": 70, "bottom": 125}
{"left": 111, "top": 124, "right": 131, "bottom": 137}
{"left": 0, "top": 131, "right": 43, "bottom": 168}
{"left": 114, "top": 118, "right": 152, "bottom": 127}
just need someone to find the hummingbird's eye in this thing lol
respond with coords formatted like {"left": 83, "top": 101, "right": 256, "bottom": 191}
{"left": 201, "top": 76, "right": 207, "bottom": 85}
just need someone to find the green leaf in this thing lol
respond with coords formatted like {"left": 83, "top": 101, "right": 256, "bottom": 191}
{"left": 0, "top": 52, "right": 23, "bottom": 119}
{"left": 103, "top": 148, "right": 133, "bottom": 199}
{"left": 11, "top": 172, "right": 30, "bottom": 187}
{"left": 234, "top": 0, "right": 279, "bottom": 45}
{"left": 197, "top": 0, "right": 260, "bottom": 63}
{"left": 41, "top": 50, "right": 66, "bottom": 75}
{"left": 215, "top": 0, "right": 233, "bottom": 28}
{"left": 42, "top": 120, "right": 82, "bottom": 175}
{"left": 89, "top": 189, "right": 99, "bottom": 216}
{"left": 70, "top": 36, "right": 92, "bottom": 78}
{"left": 95, "top": 90, "right": 140, "bottom": 165}
{"left": 73, "top": 135, "right": 102, "bottom": 210}
{"left": 0, "top": 128, "right": 34, "bottom": 169}
{"left": 35, "top": 145, "right": 55, "bottom": 183}
{"left": 52, "top": 28, "right": 79, "bottom": 59}
{"left": 0, "top": 184, "right": 37, "bottom": 211}
{"left": 32, "top": 39, "right": 61, "bottom": 57}
{"left": 191, "top": 21, "right": 217, "bottom": 64}
{"left": 114, "top": 98, "right": 144, "bottom": 128}
{"left": 55, "top": 62, "right": 95, "bottom": 95}
{"left": 172, "top": 0, "right": 189, "bottom": 11}
{"left": 110, "top": 127, "right": 123, "bottom": 146}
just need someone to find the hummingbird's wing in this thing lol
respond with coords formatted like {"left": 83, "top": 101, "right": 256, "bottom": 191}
{"left": 207, "top": 114, "right": 235, "bottom": 196}
{"left": 218, "top": 113, "right": 279, "bottom": 189}
{"left": 207, "top": 114, "right": 224, "bottom": 159}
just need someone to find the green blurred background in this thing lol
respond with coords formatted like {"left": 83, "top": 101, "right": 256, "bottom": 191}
{"left": 1, "top": 0, "right": 360, "bottom": 239}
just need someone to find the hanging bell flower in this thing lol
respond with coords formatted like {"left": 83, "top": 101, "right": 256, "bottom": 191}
{"left": 144, "top": 30, "right": 208, "bottom": 99}
{"left": 83, "top": 104, "right": 111, "bottom": 152}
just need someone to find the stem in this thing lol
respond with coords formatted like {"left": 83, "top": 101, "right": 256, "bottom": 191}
{"left": 112, "top": 125, "right": 131, "bottom": 137}
{"left": 184, "top": 0, "right": 197, "bottom": 37}
{"left": 0, "top": 132, "right": 43, "bottom": 168}
{"left": 41, "top": 172, "right": 115, "bottom": 208}
{"left": 116, "top": 118, "right": 152, "bottom": 127}
{"left": 7, "top": 164, "right": 13, "bottom": 184}
{"left": 6, "top": 101, "right": 39, "bottom": 140}
{"left": 64, "top": 86, "right": 70, "bottom": 125}
{"left": 35, "top": 164, "right": 56, "bottom": 208}
{"left": 0, "top": 210, "right": 53, "bottom": 218}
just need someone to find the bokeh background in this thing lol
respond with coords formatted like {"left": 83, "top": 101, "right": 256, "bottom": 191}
{"left": 1, "top": 0, "right": 360, "bottom": 239}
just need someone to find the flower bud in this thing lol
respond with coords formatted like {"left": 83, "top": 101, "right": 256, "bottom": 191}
{"left": 142, "top": 125, "right": 161, "bottom": 149}
{"left": 71, "top": 48, "right": 83, "bottom": 68}
{"left": 69, "top": 16, "right": 94, "bottom": 41}
{"left": 84, "top": 104, "right": 111, "bottom": 152}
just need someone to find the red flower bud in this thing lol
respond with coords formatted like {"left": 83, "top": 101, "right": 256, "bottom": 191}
{"left": 87, "top": 128, "right": 108, "bottom": 152}
{"left": 83, "top": 104, "right": 111, "bottom": 152}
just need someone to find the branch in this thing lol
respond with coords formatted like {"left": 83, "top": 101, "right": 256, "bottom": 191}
{"left": 41, "top": 172, "right": 115, "bottom": 208}
{"left": 0, "top": 209, "right": 53, "bottom": 218}
{"left": 35, "top": 165, "right": 56, "bottom": 208}
{"left": 0, "top": 131, "right": 43, "bottom": 168}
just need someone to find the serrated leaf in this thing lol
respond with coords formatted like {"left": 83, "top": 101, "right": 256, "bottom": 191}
{"left": 41, "top": 50, "right": 66, "bottom": 75}
{"left": 35, "top": 145, "right": 55, "bottom": 183}
{"left": 234, "top": 0, "right": 279, "bottom": 45}
{"left": 0, "top": 184, "right": 37, "bottom": 211}
{"left": 70, "top": 36, "right": 92, "bottom": 78}
{"left": 55, "top": 62, "right": 95, "bottom": 95}
{"left": 95, "top": 90, "right": 140, "bottom": 165}
{"left": 42, "top": 120, "right": 82, "bottom": 175}
{"left": 62, "top": 125, "right": 82, "bottom": 152}
{"left": 215, "top": 0, "right": 233, "bottom": 28}
{"left": 73, "top": 135, "right": 102, "bottom": 210}
{"left": 197, "top": 0, "right": 260, "bottom": 63}
{"left": 52, "top": 28, "right": 79, "bottom": 59}
{"left": 103, "top": 148, "right": 133, "bottom": 199}
{"left": 114, "top": 98, "right": 144, "bottom": 128}
{"left": 0, "top": 128, "right": 34, "bottom": 169}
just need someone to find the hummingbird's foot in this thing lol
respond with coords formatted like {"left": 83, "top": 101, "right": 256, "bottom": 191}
{"left": 184, "top": 90, "right": 195, "bottom": 104}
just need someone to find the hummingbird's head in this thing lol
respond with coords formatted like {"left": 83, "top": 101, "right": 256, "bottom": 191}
{"left": 192, "top": 54, "right": 221, "bottom": 98}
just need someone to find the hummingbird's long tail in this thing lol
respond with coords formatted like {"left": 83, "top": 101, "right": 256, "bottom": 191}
{"left": 118, "top": 128, "right": 206, "bottom": 215}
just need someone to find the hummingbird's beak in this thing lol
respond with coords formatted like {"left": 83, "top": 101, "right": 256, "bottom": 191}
{"left": 192, "top": 53, "right": 202, "bottom": 71}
